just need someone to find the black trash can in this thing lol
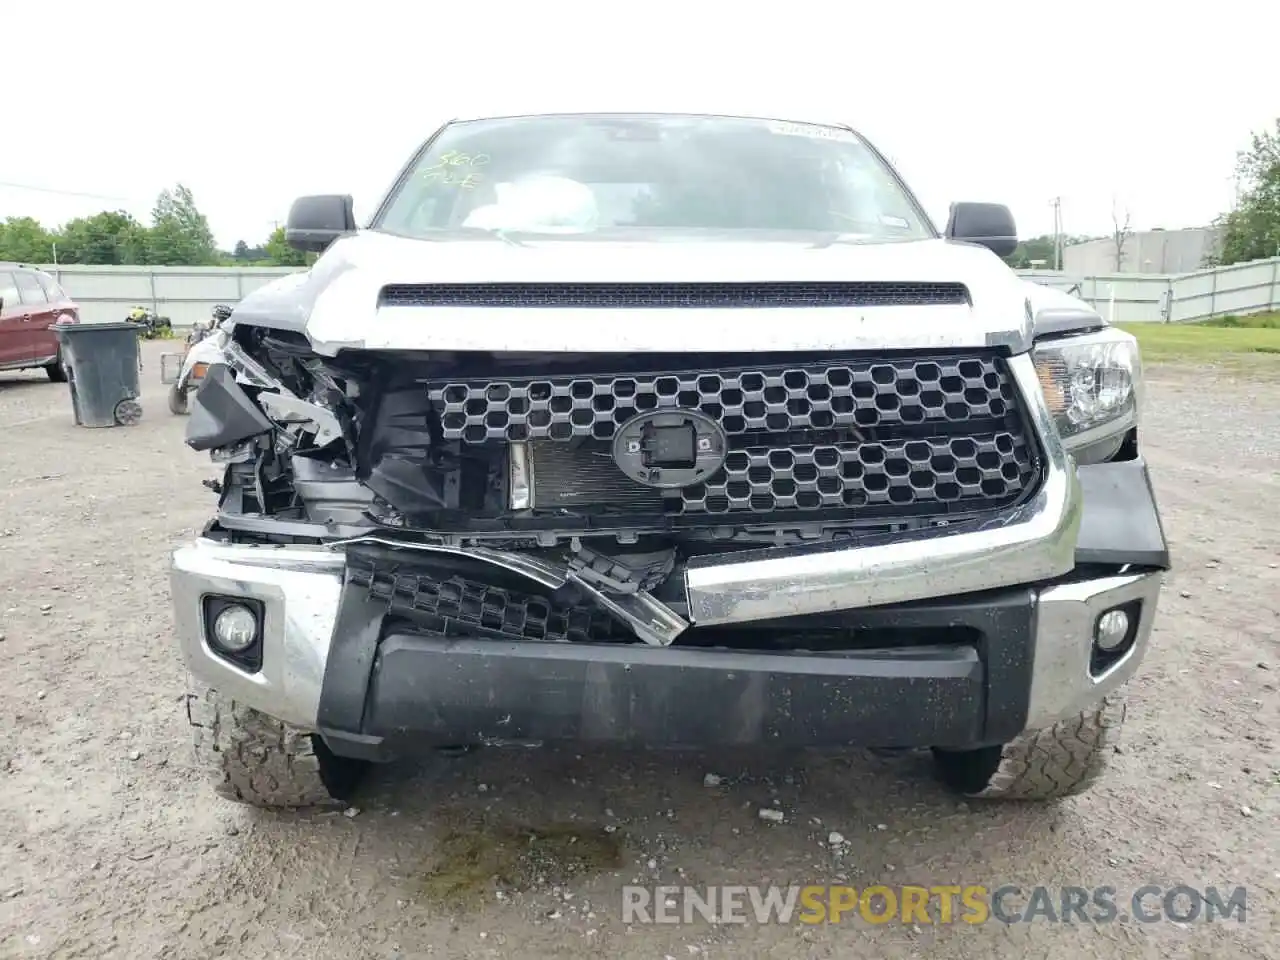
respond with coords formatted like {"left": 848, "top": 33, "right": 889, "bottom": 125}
{"left": 53, "top": 322, "right": 144, "bottom": 428}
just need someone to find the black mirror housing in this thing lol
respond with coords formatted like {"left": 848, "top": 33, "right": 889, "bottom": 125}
{"left": 285, "top": 195, "right": 357, "bottom": 252}
{"left": 944, "top": 202, "right": 1018, "bottom": 258}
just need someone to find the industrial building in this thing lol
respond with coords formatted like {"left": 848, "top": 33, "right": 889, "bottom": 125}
{"left": 1062, "top": 226, "right": 1223, "bottom": 275}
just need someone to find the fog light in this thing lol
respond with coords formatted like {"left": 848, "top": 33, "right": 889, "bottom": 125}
{"left": 211, "top": 604, "right": 258, "bottom": 654}
{"left": 1094, "top": 608, "right": 1131, "bottom": 652}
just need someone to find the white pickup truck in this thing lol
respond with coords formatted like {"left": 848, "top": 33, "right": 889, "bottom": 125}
{"left": 169, "top": 112, "right": 1168, "bottom": 809}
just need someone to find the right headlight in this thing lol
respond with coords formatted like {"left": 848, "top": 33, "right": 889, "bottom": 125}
{"left": 1032, "top": 326, "right": 1142, "bottom": 464}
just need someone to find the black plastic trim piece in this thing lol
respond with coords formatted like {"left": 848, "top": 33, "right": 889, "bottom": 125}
{"left": 379, "top": 281, "right": 971, "bottom": 309}
{"left": 185, "top": 363, "right": 272, "bottom": 452}
{"left": 315, "top": 581, "right": 1038, "bottom": 761}
{"left": 315, "top": 565, "right": 389, "bottom": 737}
{"left": 1075, "top": 457, "right": 1171, "bottom": 569}
{"left": 361, "top": 637, "right": 986, "bottom": 752}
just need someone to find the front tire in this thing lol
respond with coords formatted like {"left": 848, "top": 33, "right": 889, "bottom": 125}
{"left": 185, "top": 684, "right": 365, "bottom": 809}
{"left": 168, "top": 383, "right": 189, "bottom": 415}
{"left": 932, "top": 695, "right": 1126, "bottom": 801}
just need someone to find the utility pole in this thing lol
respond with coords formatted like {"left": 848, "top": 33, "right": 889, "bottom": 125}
{"left": 1050, "top": 197, "right": 1063, "bottom": 270}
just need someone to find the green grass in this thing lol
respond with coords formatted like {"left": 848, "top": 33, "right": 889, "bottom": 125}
{"left": 1196, "top": 312, "right": 1280, "bottom": 329}
{"left": 1120, "top": 312, "right": 1280, "bottom": 362}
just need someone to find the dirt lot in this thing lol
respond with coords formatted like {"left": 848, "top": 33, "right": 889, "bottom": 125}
{"left": 0, "top": 340, "right": 1276, "bottom": 959}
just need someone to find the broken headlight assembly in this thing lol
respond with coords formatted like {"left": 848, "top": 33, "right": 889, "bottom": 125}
{"left": 1033, "top": 326, "right": 1142, "bottom": 465}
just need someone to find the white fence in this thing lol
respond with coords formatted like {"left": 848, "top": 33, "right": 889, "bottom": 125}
{"left": 34, "top": 257, "right": 1280, "bottom": 329}
{"left": 38, "top": 264, "right": 301, "bottom": 327}
{"left": 1021, "top": 257, "right": 1280, "bottom": 324}
{"left": 1165, "top": 259, "right": 1280, "bottom": 322}
{"left": 1019, "top": 271, "right": 1174, "bottom": 323}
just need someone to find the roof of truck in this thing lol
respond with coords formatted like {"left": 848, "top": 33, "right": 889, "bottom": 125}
{"left": 445, "top": 110, "right": 857, "bottom": 131}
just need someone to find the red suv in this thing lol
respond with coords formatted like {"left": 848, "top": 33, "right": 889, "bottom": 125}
{"left": 0, "top": 264, "right": 79, "bottom": 381}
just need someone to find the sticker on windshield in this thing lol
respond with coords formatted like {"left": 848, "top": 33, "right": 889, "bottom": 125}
{"left": 421, "top": 150, "right": 490, "bottom": 189}
{"left": 879, "top": 214, "right": 911, "bottom": 229}
{"left": 766, "top": 121, "right": 856, "bottom": 142}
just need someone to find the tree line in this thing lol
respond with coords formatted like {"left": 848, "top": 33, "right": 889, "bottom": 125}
{"left": 0, "top": 184, "right": 309, "bottom": 268}
{"left": 1208, "top": 117, "right": 1280, "bottom": 265}
{"left": 3, "top": 121, "right": 1278, "bottom": 271}
{"left": 1003, "top": 234, "right": 1100, "bottom": 270}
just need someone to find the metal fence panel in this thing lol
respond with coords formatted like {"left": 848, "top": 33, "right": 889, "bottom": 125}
{"left": 39, "top": 264, "right": 300, "bottom": 326}
{"left": 1020, "top": 271, "right": 1172, "bottom": 323}
{"left": 1024, "top": 258, "right": 1280, "bottom": 324}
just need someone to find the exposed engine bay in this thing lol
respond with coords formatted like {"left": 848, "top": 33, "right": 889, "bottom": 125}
{"left": 188, "top": 318, "right": 1045, "bottom": 646}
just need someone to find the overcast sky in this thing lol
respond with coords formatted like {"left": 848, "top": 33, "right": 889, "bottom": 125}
{"left": 3, "top": 1, "right": 1275, "bottom": 251}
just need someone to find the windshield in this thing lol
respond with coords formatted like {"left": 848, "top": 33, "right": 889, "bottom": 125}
{"left": 374, "top": 114, "right": 934, "bottom": 241}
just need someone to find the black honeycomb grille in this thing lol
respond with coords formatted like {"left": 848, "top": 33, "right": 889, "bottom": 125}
{"left": 380, "top": 281, "right": 970, "bottom": 309}
{"left": 348, "top": 561, "right": 627, "bottom": 643}
{"left": 679, "top": 433, "right": 1032, "bottom": 515}
{"left": 421, "top": 353, "right": 1038, "bottom": 521}
{"left": 429, "top": 355, "right": 1014, "bottom": 444}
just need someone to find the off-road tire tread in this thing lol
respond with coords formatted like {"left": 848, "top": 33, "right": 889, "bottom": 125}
{"left": 186, "top": 685, "right": 341, "bottom": 809}
{"left": 967, "top": 697, "right": 1126, "bottom": 800}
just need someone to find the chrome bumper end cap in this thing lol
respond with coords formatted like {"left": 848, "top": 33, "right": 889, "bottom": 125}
{"left": 1025, "top": 570, "right": 1162, "bottom": 731}
{"left": 169, "top": 540, "right": 344, "bottom": 731}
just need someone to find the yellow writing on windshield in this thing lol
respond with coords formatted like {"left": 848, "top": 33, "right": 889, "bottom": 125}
{"left": 421, "top": 151, "right": 490, "bottom": 189}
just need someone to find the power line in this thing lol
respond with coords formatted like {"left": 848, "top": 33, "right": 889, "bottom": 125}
{"left": 0, "top": 180, "right": 136, "bottom": 203}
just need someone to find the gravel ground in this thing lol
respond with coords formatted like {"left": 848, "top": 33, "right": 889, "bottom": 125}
{"left": 0, "top": 341, "right": 1276, "bottom": 959}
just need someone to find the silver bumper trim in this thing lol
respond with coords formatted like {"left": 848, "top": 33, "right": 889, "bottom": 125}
{"left": 684, "top": 353, "right": 1081, "bottom": 624}
{"left": 171, "top": 541, "right": 345, "bottom": 730}
{"left": 1025, "top": 570, "right": 1162, "bottom": 730}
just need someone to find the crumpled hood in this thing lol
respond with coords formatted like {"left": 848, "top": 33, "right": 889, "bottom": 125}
{"left": 232, "top": 231, "right": 1099, "bottom": 356}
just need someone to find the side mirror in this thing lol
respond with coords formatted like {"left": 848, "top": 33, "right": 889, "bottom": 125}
{"left": 285, "top": 194, "right": 357, "bottom": 252}
{"left": 944, "top": 202, "right": 1017, "bottom": 258}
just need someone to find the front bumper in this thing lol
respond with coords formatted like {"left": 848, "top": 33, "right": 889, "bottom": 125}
{"left": 169, "top": 455, "right": 1167, "bottom": 757}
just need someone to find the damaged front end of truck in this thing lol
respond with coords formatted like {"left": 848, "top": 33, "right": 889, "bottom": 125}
{"left": 184, "top": 291, "right": 1068, "bottom": 645}
{"left": 170, "top": 280, "right": 1169, "bottom": 811}
{"left": 170, "top": 113, "right": 1170, "bottom": 810}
